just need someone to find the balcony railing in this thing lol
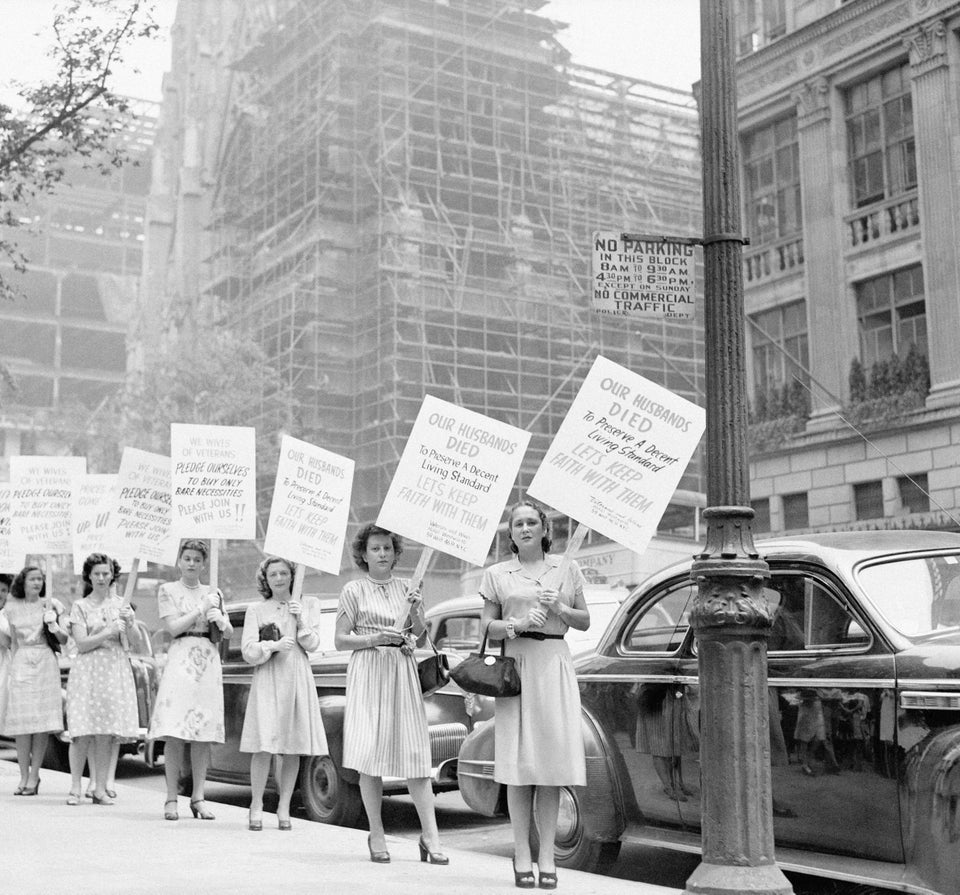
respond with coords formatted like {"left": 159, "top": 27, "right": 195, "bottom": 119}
{"left": 743, "top": 235, "right": 804, "bottom": 285}
{"left": 845, "top": 192, "right": 919, "bottom": 249}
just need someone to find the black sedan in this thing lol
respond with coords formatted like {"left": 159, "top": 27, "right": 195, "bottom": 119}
{"left": 457, "top": 531, "right": 960, "bottom": 895}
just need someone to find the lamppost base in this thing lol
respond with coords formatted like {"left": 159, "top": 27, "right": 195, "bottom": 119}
{"left": 683, "top": 860, "right": 793, "bottom": 895}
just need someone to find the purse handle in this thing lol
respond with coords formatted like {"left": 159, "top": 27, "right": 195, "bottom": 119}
{"left": 478, "top": 627, "right": 508, "bottom": 657}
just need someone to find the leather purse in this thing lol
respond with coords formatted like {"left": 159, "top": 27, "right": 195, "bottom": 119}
{"left": 449, "top": 630, "right": 521, "bottom": 698}
{"left": 259, "top": 621, "right": 281, "bottom": 642}
{"left": 417, "top": 630, "right": 451, "bottom": 697}
{"left": 42, "top": 614, "right": 62, "bottom": 654}
{"left": 208, "top": 590, "right": 225, "bottom": 645}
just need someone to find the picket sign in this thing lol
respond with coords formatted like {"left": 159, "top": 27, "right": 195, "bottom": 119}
{"left": 118, "top": 556, "right": 141, "bottom": 652}
{"left": 553, "top": 522, "right": 590, "bottom": 596}
{"left": 393, "top": 546, "right": 435, "bottom": 631}
{"left": 291, "top": 563, "right": 306, "bottom": 601}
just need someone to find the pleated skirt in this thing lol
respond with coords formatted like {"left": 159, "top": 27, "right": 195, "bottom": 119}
{"left": 343, "top": 646, "right": 431, "bottom": 778}
{"left": 494, "top": 637, "right": 586, "bottom": 786}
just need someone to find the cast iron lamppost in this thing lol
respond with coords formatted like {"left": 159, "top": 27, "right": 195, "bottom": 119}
{"left": 684, "top": 3, "right": 794, "bottom": 894}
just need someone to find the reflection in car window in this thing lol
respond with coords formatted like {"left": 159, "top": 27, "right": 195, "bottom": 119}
{"left": 623, "top": 582, "right": 694, "bottom": 653}
{"left": 767, "top": 575, "right": 866, "bottom": 651}
{"left": 435, "top": 615, "right": 482, "bottom": 651}
{"left": 857, "top": 553, "right": 960, "bottom": 638}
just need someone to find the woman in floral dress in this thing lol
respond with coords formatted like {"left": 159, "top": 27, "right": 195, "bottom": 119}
{"left": 147, "top": 539, "right": 231, "bottom": 821}
{"left": 0, "top": 565, "right": 68, "bottom": 795}
{"left": 65, "top": 553, "right": 139, "bottom": 805}
{"left": 240, "top": 556, "right": 327, "bottom": 831}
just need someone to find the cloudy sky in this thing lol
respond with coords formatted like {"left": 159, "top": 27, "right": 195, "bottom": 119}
{"left": 0, "top": 1, "right": 702, "bottom": 101}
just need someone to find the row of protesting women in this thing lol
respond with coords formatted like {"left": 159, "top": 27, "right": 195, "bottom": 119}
{"left": 0, "top": 498, "right": 589, "bottom": 890}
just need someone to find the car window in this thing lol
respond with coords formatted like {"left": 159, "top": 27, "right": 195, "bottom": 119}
{"left": 622, "top": 581, "right": 695, "bottom": 653}
{"left": 767, "top": 574, "right": 868, "bottom": 651}
{"left": 225, "top": 609, "right": 246, "bottom": 662}
{"left": 434, "top": 614, "right": 482, "bottom": 652}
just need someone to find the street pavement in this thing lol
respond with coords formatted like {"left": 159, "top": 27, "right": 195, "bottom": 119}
{"left": 0, "top": 760, "right": 682, "bottom": 895}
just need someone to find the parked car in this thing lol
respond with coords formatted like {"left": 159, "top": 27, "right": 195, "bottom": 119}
{"left": 204, "top": 598, "right": 484, "bottom": 826}
{"left": 457, "top": 531, "right": 960, "bottom": 895}
{"left": 425, "top": 583, "right": 631, "bottom": 657}
{"left": 45, "top": 618, "right": 162, "bottom": 771}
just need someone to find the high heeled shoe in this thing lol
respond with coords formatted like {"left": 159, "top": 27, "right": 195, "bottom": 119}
{"left": 367, "top": 833, "right": 390, "bottom": 863}
{"left": 91, "top": 793, "right": 114, "bottom": 805}
{"left": 538, "top": 870, "right": 558, "bottom": 890}
{"left": 20, "top": 779, "right": 40, "bottom": 796}
{"left": 248, "top": 811, "right": 262, "bottom": 832}
{"left": 66, "top": 792, "right": 81, "bottom": 806}
{"left": 190, "top": 799, "right": 215, "bottom": 820}
{"left": 513, "top": 859, "right": 535, "bottom": 889}
{"left": 278, "top": 817, "right": 292, "bottom": 831}
{"left": 13, "top": 784, "right": 26, "bottom": 796}
{"left": 164, "top": 799, "right": 179, "bottom": 821}
{"left": 418, "top": 837, "right": 449, "bottom": 865}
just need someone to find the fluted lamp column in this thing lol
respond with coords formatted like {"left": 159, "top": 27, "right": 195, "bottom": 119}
{"left": 684, "top": 3, "right": 793, "bottom": 894}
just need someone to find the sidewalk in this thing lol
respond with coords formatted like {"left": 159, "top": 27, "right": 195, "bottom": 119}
{"left": 0, "top": 761, "right": 681, "bottom": 895}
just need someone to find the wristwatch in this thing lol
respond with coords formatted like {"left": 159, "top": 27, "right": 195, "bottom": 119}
{"left": 505, "top": 620, "right": 517, "bottom": 639}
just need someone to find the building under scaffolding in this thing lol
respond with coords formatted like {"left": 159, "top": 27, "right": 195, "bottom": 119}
{"left": 146, "top": 0, "right": 704, "bottom": 577}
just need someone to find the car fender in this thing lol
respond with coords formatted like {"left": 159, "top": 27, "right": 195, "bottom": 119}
{"left": 316, "top": 695, "right": 358, "bottom": 785}
{"left": 904, "top": 727, "right": 960, "bottom": 895}
{"left": 457, "top": 705, "right": 629, "bottom": 842}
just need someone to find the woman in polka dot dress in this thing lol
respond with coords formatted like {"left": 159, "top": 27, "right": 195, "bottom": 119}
{"left": 65, "top": 553, "right": 139, "bottom": 805}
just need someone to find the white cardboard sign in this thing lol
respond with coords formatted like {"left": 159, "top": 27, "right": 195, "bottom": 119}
{"left": 528, "top": 355, "right": 705, "bottom": 555}
{"left": 263, "top": 436, "right": 354, "bottom": 575}
{"left": 10, "top": 455, "right": 87, "bottom": 555}
{"left": 113, "top": 448, "right": 179, "bottom": 568}
{"left": 72, "top": 474, "right": 135, "bottom": 575}
{"left": 377, "top": 395, "right": 530, "bottom": 567}
{"left": 0, "top": 484, "right": 25, "bottom": 573}
{"left": 170, "top": 424, "right": 257, "bottom": 539}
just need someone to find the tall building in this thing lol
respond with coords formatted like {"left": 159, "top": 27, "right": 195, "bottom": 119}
{"left": 736, "top": 0, "right": 960, "bottom": 535}
{"left": 145, "top": 0, "right": 707, "bottom": 587}
{"left": 0, "top": 100, "right": 157, "bottom": 476}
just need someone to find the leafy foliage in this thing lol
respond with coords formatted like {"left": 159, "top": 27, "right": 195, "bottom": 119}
{"left": 0, "top": 0, "right": 158, "bottom": 301}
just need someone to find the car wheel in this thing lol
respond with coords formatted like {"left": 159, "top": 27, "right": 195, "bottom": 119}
{"left": 530, "top": 785, "right": 622, "bottom": 874}
{"left": 43, "top": 737, "right": 69, "bottom": 773}
{"left": 298, "top": 754, "right": 363, "bottom": 827}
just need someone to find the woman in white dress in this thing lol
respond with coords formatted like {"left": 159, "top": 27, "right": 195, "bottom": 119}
{"left": 335, "top": 524, "right": 447, "bottom": 866}
{"left": 0, "top": 565, "right": 68, "bottom": 795}
{"left": 480, "top": 499, "right": 590, "bottom": 890}
{"left": 147, "top": 539, "right": 231, "bottom": 821}
{"left": 65, "top": 553, "right": 139, "bottom": 805}
{"left": 240, "top": 556, "right": 327, "bottom": 831}
{"left": 0, "top": 575, "right": 13, "bottom": 736}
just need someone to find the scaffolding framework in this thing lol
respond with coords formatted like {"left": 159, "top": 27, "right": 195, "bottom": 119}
{"left": 183, "top": 0, "right": 703, "bottom": 534}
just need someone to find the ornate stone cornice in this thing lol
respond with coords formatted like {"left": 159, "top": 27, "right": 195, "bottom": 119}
{"left": 905, "top": 19, "right": 948, "bottom": 75}
{"left": 792, "top": 76, "right": 831, "bottom": 127}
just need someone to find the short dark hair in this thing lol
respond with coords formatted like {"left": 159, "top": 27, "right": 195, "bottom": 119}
{"left": 0, "top": 574, "right": 13, "bottom": 589}
{"left": 81, "top": 553, "right": 122, "bottom": 591}
{"left": 351, "top": 523, "right": 402, "bottom": 571}
{"left": 256, "top": 557, "right": 296, "bottom": 600}
{"left": 11, "top": 565, "right": 46, "bottom": 600}
{"left": 506, "top": 498, "right": 552, "bottom": 555}
{"left": 178, "top": 539, "right": 209, "bottom": 562}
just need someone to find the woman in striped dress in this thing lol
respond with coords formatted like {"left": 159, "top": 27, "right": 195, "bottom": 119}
{"left": 334, "top": 524, "right": 448, "bottom": 866}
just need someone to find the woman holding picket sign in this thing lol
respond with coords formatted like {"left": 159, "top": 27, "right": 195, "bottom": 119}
{"left": 148, "top": 539, "right": 231, "bottom": 821}
{"left": 479, "top": 499, "right": 590, "bottom": 890}
{"left": 334, "top": 523, "right": 448, "bottom": 866}
{"left": 0, "top": 565, "right": 68, "bottom": 795}
{"left": 239, "top": 556, "right": 327, "bottom": 831}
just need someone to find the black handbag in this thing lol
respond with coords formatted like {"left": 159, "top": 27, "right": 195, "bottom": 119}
{"left": 42, "top": 614, "right": 62, "bottom": 654}
{"left": 417, "top": 630, "right": 451, "bottom": 697}
{"left": 259, "top": 621, "right": 281, "bottom": 641}
{"left": 208, "top": 590, "right": 225, "bottom": 645}
{"left": 449, "top": 630, "right": 521, "bottom": 698}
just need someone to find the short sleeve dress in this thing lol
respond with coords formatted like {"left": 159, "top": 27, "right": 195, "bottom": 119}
{"left": 65, "top": 596, "right": 139, "bottom": 739}
{"left": 0, "top": 598, "right": 65, "bottom": 736}
{"left": 480, "top": 556, "right": 587, "bottom": 786}
{"left": 239, "top": 596, "right": 328, "bottom": 756}
{"left": 147, "top": 581, "right": 225, "bottom": 743}
{"left": 337, "top": 577, "right": 431, "bottom": 778}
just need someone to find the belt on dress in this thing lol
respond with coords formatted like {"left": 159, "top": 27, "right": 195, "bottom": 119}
{"left": 175, "top": 630, "right": 213, "bottom": 640}
{"left": 517, "top": 631, "right": 564, "bottom": 641}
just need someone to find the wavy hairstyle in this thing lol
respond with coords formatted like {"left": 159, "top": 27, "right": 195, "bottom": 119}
{"left": 350, "top": 523, "right": 403, "bottom": 571}
{"left": 10, "top": 565, "right": 46, "bottom": 600}
{"left": 506, "top": 498, "right": 552, "bottom": 555}
{"left": 81, "top": 553, "right": 122, "bottom": 596}
{"left": 256, "top": 557, "right": 297, "bottom": 600}
{"left": 178, "top": 539, "right": 209, "bottom": 562}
